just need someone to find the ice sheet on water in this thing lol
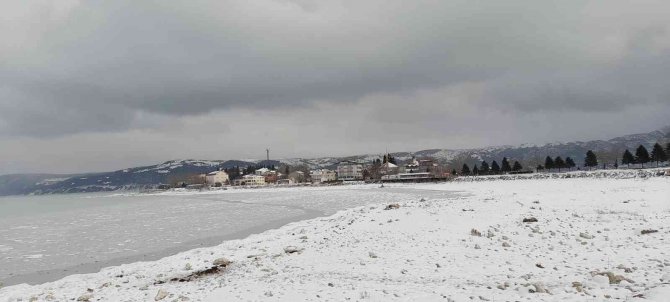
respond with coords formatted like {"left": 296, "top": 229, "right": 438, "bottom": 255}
{"left": 0, "top": 185, "right": 434, "bottom": 283}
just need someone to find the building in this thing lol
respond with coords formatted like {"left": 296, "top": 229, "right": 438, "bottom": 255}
{"left": 381, "top": 172, "right": 432, "bottom": 182}
{"left": 255, "top": 167, "right": 271, "bottom": 176}
{"left": 205, "top": 170, "right": 229, "bottom": 185}
{"left": 264, "top": 171, "right": 278, "bottom": 184}
{"left": 418, "top": 159, "right": 438, "bottom": 173}
{"left": 401, "top": 158, "right": 419, "bottom": 173}
{"left": 277, "top": 179, "right": 294, "bottom": 185}
{"left": 380, "top": 162, "right": 399, "bottom": 175}
{"left": 402, "top": 157, "right": 438, "bottom": 174}
{"left": 288, "top": 171, "right": 307, "bottom": 183}
{"left": 337, "top": 162, "right": 364, "bottom": 181}
{"left": 234, "top": 174, "right": 266, "bottom": 186}
{"left": 310, "top": 169, "right": 338, "bottom": 183}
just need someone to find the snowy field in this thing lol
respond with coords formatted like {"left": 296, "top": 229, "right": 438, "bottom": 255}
{"left": 1, "top": 174, "right": 669, "bottom": 301}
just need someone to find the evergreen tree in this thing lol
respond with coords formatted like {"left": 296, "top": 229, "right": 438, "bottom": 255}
{"left": 584, "top": 150, "right": 598, "bottom": 170}
{"left": 451, "top": 169, "right": 457, "bottom": 176}
{"left": 635, "top": 145, "right": 650, "bottom": 168}
{"left": 544, "top": 156, "right": 555, "bottom": 171}
{"left": 666, "top": 142, "right": 670, "bottom": 157}
{"left": 491, "top": 160, "right": 501, "bottom": 174}
{"left": 461, "top": 164, "right": 471, "bottom": 175}
{"left": 389, "top": 156, "right": 397, "bottom": 165}
{"left": 565, "top": 157, "right": 576, "bottom": 170}
{"left": 650, "top": 143, "right": 668, "bottom": 167}
{"left": 501, "top": 157, "right": 511, "bottom": 173}
{"left": 554, "top": 156, "right": 565, "bottom": 172}
{"left": 536, "top": 164, "right": 544, "bottom": 171}
{"left": 512, "top": 161, "right": 523, "bottom": 171}
{"left": 382, "top": 154, "right": 388, "bottom": 164}
{"left": 480, "top": 161, "right": 490, "bottom": 175}
{"left": 472, "top": 165, "right": 479, "bottom": 176}
{"left": 622, "top": 149, "right": 634, "bottom": 168}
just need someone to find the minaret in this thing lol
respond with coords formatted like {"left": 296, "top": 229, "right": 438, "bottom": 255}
{"left": 266, "top": 148, "right": 270, "bottom": 161}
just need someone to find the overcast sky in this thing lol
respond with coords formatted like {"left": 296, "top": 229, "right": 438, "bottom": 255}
{"left": 2, "top": 0, "right": 670, "bottom": 174}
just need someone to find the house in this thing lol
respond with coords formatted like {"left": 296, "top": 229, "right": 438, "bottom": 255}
{"left": 255, "top": 167, "right": 271, "bottom": 176}
{"left": 277, "top": 179, "right": 294, "bottom": 185}
{"left": 402, "top": 158, "right": 420, "bottom": 173}
{"left": 337, "top": 162, "right": 364, "bottom": 181}
{"left": 234, "top": 174, "right": 266, "bottom": 186}
{"left": 380, "top": 162, "right": 399, "bottom": 175}
{"left": 205, "top": 170, "right": 229, "bottom": 186}
{"left": 418, "top": 159, "right": 438, "bottom": 173}
{"left": 264, "top": 170, "right": 278, "bottom": 184}
{"left": 310, "top": 169, "right": 337, "bottom": 183}
{"left": 288, "top": 171, "right": 307, "bottom": 183}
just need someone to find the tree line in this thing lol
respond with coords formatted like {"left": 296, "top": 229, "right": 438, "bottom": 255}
{"left": 456, "top": 157, "right": 523, "bottom": 176}
{"left": 537, "top": 156, "right": 577, "bottom": 172}
{"left": 621, "top": 143, "right": 669, "bottom": 168}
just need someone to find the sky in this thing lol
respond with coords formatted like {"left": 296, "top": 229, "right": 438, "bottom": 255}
{"left": 1, "top": 0, "right": 670, "bottom": 174}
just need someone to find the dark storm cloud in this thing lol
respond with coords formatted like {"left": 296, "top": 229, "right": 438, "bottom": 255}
{"left": 1, "top": 0, "right": 670, "bottom": 173}
{"left": 6, "top": 0, "right": 664, "bottom": 136}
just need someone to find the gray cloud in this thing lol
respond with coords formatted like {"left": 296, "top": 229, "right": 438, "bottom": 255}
{"left": 1, "top": 0, "right": 670, "bottom": 173}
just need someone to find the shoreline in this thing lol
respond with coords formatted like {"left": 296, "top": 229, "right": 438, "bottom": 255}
{"left": 2, "top": 205, "right": 323, "bottom": 287}
{"left": 2, "top": 175, "right": 668, "bottom": 302}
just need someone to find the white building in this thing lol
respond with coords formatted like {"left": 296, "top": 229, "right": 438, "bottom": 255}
{"left": 234, "top": 174, "right": 266, "bottom": 186}
{"left": 337, "top": 162, "right": 364, "bottom": 181}
{"left": 380, "top": 162, "right": 399, "bottom": 175}
{"left": 310, "top": 169, "right": 338, "bottom": 183}
{"left": 255, "top": 167, "right": 271, "bottom": 176}
{"left": 205, "top": 171, "right": 229, "bottom": 185}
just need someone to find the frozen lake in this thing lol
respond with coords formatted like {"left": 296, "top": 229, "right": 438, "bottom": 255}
{"left": 0, "top": 185, "right": 455, "bottom": 286}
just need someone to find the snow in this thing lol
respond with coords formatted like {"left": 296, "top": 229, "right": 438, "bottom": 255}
{"left": 132, "top": 160, "right": 222, "bottom": 174}
{"left": 1, "top": 174, "right": 668, "bottom": 302}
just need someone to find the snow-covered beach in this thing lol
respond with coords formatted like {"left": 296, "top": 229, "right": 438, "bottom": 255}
{"left": 2, "top": 172, "right": 669, "bottom": 301}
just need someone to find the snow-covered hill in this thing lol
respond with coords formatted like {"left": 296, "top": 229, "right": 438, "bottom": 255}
{"left": 1, "top": 125, "right": 668, "bottom": 195}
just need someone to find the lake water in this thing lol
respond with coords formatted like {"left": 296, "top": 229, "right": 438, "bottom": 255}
{"left": 0, "top": 185, "right": 454, "bottom": 286}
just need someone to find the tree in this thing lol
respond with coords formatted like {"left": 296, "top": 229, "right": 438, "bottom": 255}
{"left": 635, "top": 145, "right": 650, "bottom": 168}
{"left": 666, "top": 142, "right": 670, "bottom": 157}
{"left": 536, "top": 164, "right": 544, "bottom": 171}
{"left": 501, "top": 157, "right": 511, "bottom": 173}
{"left": 584, "top": 150, "right": 598, "bottom": 170}
{"left": 650, "top": 143, "right": 668, "bottom": 167}
{"left": 554, "top": 156, "right": 565, "bottom": 172}
{"left": 461, "top": 164, "right": 471, "bottom": 175}
{"left": 388, "top": 156, "right": 397, "bottom": 165}
{"left": 622, "top": 149, "right": 634, "bottom": 168}
{"left": 451, "top": 169, "right": 457, "bottom": 176}
{"left": 480, "top": 161, "right": 490, "bottom": 175}
{"left": 491, "top": 161, "right": 501, "bottom": 174}
{"left": 472, "top": 165, "right": 479, "bottom": 176}
{"left": 544, "top": 156, "right": 555, "bottom": 171}
{"left": 565, "top": 157, "right": 576, "bottom": 170}
{"left": 512, "top": 161, "right": 523, "bottom": 171}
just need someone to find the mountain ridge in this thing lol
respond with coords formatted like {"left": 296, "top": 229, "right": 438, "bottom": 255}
{"left": 1, "top": 125, "right": 668, "bottom": 196}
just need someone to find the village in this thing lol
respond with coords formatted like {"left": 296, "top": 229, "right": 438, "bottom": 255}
{"left": 168, "top": 141, "right": 670, "bottom": 190}
{"left": 177, "top": 154, "right": 452, "bottom": 189}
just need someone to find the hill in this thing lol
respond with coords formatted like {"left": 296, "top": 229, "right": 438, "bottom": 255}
{"left": 1, "top": 125, "right": 668, "bottom": 195}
